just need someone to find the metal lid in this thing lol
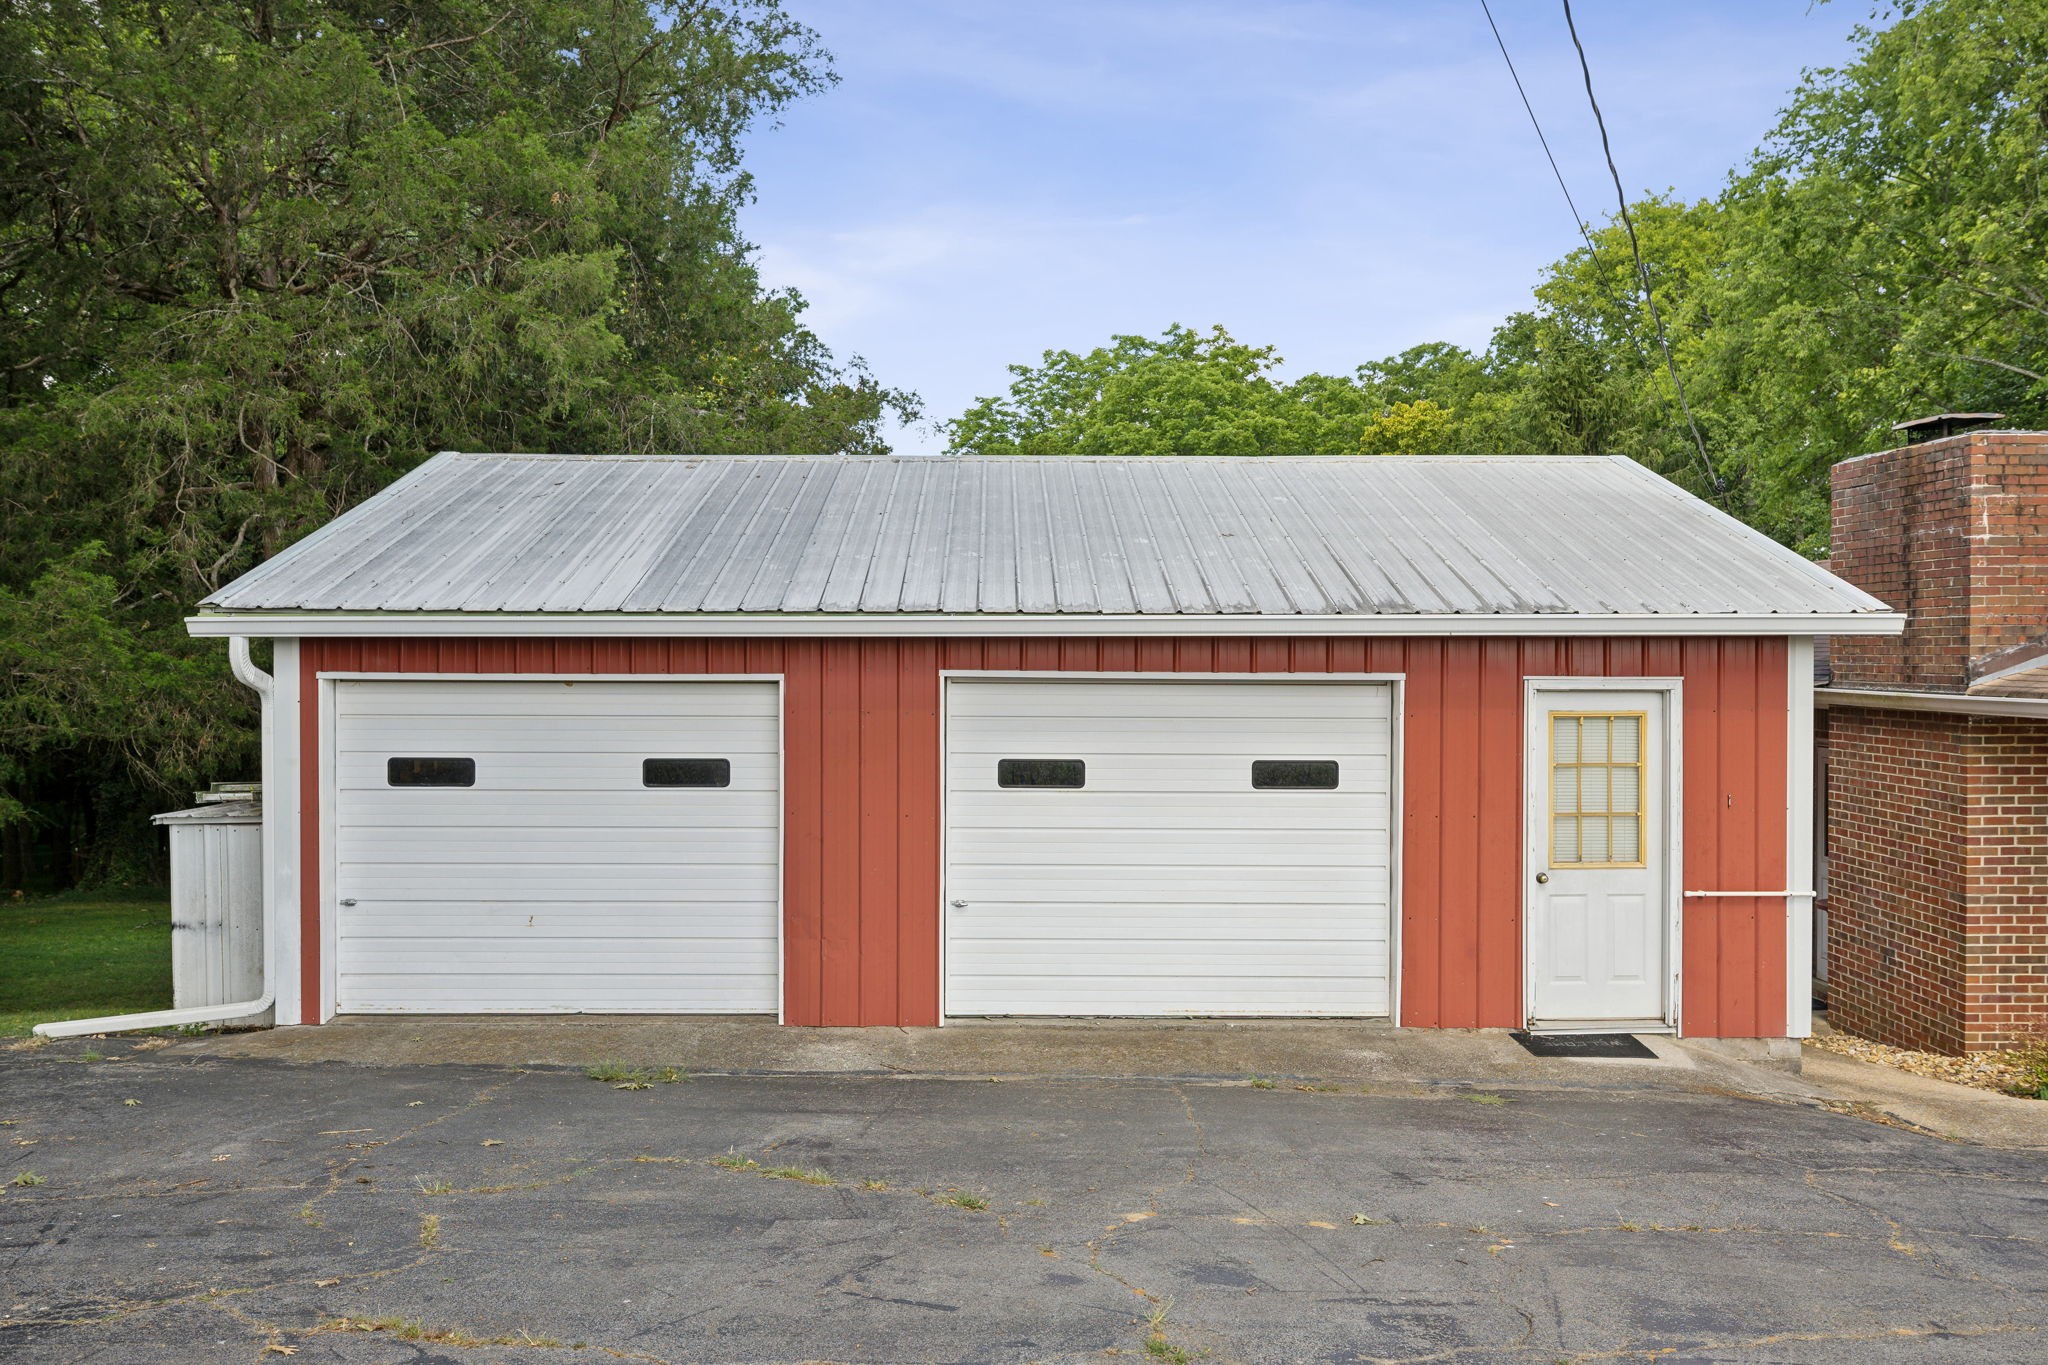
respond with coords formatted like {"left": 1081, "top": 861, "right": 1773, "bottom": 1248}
{"left": 154, "top": 801, "right": 261, "bottom": 825}
{"left": 1891, "top": 413, "right": 2005, "bottom": 440}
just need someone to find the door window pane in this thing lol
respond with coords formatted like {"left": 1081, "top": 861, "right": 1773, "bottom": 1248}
{"left": 643, "top": 758, "right": 731, "bottom": 788}
{"left": 1551, "top": 764, "right": 1579, "bottom": 816}
{"left": 997, "top": 759, "right": 1085, "bottom": 788}
{"left": 1548, "top": 712, "right": 1647, "bottom": 867}
{"left": 387, "top": 757, "right": 476, "bottom": 787}
{"left": 1251, "top": 760, "right": 1339, "bottom": 790}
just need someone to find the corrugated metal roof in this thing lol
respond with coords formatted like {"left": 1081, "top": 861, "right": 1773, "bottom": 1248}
{"left": 200, "top": 453, "right": 1891, "bottom": 619}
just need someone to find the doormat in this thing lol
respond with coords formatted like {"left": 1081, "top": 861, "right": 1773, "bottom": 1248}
{"left": 1511, "top": 1031, "right": 1657, "bottom": 1059}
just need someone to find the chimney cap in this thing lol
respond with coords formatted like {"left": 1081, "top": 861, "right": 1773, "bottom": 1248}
{"left": 1892, "top": 412, "right": 2005, "bottom": 440}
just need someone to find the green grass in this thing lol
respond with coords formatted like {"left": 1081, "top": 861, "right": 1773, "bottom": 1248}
{"left": 0, "top": 889, "right": 171, "bottom": 1037}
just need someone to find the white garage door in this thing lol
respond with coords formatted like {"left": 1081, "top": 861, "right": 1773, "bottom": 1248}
{"left": 333, "top": 680, "right": 779, "bottom": 1013}
{"left": 944, "top": 679, "right": 1393, "bottom": 1017}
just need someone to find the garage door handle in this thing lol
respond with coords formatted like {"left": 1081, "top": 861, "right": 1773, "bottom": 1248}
{"left": 950, "top": 899, "right": 967, "bottom": 908}
{"left": 340, "top": 898, "right": 357, "bottom": 906}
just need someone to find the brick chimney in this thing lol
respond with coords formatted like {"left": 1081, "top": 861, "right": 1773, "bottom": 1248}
{"left": 1828, "top": 427, "right": 2048, "bottom": 692}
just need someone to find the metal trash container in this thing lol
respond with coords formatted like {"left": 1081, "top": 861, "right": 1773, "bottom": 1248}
{"left": 153, "top": 785, "right": 263, "bottom": 1010}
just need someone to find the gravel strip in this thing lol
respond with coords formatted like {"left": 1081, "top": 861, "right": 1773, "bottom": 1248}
{"left": 1808, "top": 1028, "right": 2043, "bottom": 1098}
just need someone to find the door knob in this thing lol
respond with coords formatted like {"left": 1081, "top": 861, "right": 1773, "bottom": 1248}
{"left": 1534, "top": 873, "right": 1548, "bottom": 885}
{"left": 950, "top": 899, "right": 967, "bottom": 908}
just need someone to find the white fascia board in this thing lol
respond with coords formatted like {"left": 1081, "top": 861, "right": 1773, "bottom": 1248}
{"left": 187, "top": 611, "right": 1909, "bottom": 640}
{"left": 1815, "top": 686, "right": 2048, "bottom": 718}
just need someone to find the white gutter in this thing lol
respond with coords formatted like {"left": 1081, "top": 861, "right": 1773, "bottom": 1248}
{"left": 35, "top": 638, "right": 278, "bottom": 1038}
{"left": 186, "top": 609, "right": 1910, "bottom": 640}
{"left": 1815, "top": 686, "right": 2048, "bottom": 719}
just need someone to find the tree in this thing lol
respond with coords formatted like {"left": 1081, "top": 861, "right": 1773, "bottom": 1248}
{"left": 1356, "top": 400, "right": 1459, "bottom": 455}
{"left": 946, "top": 327, "right": 1496, "bottom": 456}
{"left": 0, "top": 0, "right": 910, "bottom": 883}
{"left": 947, "top": 325, "right": 1332, "bottom": 455}
{"left": 1704, "top": 0, "right": 2048, "bottom": 547}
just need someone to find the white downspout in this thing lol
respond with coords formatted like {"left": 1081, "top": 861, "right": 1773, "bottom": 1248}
{"left": 35, "top": 637, "right": 278, "bottom": 1037}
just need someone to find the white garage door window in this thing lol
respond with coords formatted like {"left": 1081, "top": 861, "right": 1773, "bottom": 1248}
{"left": 944, "top": 679, "right": 1394, "bottom": 1017}
{"left": 332, "top": 679, "right": 779, "bottom": 1013}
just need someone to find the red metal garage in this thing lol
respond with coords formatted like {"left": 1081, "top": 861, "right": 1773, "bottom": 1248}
{"left": 188, "top": 453, "right": 1902, "bottom": 1037}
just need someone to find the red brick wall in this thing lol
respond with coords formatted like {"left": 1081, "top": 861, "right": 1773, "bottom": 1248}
{"left": 1824, "top": 709, "right": 1968, "bottom": 1053}
{"left": 1825, "top": 707, "right": 2048, "bottom": 1053}
{"left": 1829, "top": 431, "right": 2048, "bottom": 689}
{"left": 1969, "top": 442, "right": 2048, "bottom": 670}
{"left": 1825, "top": 431, "right": 2048, "bottom": 1053}
{"left": 1961, "top": 720, "right": 2048, "bottom": 1048}
{"left": 1829, "top": 440, "right": 1971, "bottom": 689}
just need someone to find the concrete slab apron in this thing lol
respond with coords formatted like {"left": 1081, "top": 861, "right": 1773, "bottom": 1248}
{"left": 4, "top": 1048, "right": 2047, "bottom": 1365}
{"left": 183, "top": 1016, "right": 1729, "bottom": 1089}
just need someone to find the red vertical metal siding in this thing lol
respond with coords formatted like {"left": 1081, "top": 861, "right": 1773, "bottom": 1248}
{"left": 295, "top": 635, "right": 1788, "bottom": 1035}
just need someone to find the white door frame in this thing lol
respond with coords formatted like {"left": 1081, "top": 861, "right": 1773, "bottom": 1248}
{"left": 317, "top": 672, "right": 786, "bottom": 1024}
{"left": 1521, "top": 677, "right": 1684, "bottom": 1034}
{"left": 936, "top": 671, "right": 1405, "bottom": 1026}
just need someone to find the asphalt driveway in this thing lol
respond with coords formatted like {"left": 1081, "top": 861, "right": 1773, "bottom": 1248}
{"left": 2, "top": 1044, "right": 2044, "bottom": 1364}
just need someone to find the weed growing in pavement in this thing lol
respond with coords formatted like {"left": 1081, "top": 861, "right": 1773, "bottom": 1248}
{"left": 586, "top": 1059, "right": 687, "bottom": 1088}
{"left": 2006, "top": 1037, "right": 2048, "bottom": 1100}
{"left": 762, "top": 1165, "right": 835, "bottom": 1186}
{"left": 711, "top": 1154, "right": 835, "bottom": 1186}
{"left": 1144, "top": 1299, "right": 1192, "bottom": 1362}
{"left": 9, "top": 1171, "right": 44, "bottom": 1187}
{"left": 418, "top": 1214, "right": 440, "bottom": 1248}
{"left": 318, "top": 1317, "right": 558, "bottom": 1348}
{"left": 939, "top": 1191, "right": 989, "bottom": 1210}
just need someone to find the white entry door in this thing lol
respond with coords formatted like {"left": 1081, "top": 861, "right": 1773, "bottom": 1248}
{"left": 332, "top": 679, "right": 780, "bottom": 1014}
{"left": 1525, "top": 687, "right": 1672, "bottom": 1029}
{"left": 944, "top": 678, "right": 1393, "bottom": 1017}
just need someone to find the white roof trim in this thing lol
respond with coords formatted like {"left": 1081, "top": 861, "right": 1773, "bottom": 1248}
{"left": 188, "top": 611, "right": 1903, "bottom": 640}
{"left": 1816, "top": 686, "right": 2048, "bottom": 717}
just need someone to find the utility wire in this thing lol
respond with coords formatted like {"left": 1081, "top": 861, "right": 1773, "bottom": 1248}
{"left": 1476, "top": 0, "right": 1709, "bottom": 492}
{"left": 1560, "top": 0, "right": 1723, "bottom": 495}
{"left": 1477, "top": 0, "right": 1597, "bottom": 258}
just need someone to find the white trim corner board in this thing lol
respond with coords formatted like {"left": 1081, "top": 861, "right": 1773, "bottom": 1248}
{"left": 1785, "top": 637, "right": 1817, "bottom": 1039}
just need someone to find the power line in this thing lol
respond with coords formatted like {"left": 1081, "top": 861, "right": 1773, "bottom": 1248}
{"left": 1559, "top": 0, "right": 1723, "bottom": 495}
{"left": 1475, "top": 0, "right": 1711, "bottom": 491}
{"left": 1477, "top": 0, "right": 1597, "bottom": 257}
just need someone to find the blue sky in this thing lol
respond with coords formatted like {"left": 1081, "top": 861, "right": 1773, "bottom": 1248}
{"left": 740, "top": 1, "right": 1876, "bottom": 453}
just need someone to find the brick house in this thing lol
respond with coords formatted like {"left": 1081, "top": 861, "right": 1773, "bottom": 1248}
{"left": 1817, "top": 425, "right": 2048, "bottom": 1054}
